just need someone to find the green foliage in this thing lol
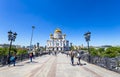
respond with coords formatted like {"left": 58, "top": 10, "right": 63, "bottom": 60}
{"left": 17, "top": 48, "right": 28, "bottom": 55}
{"left": 70, "top": 46, "right": 75, "bottom": 51}
{"left": 90, "top": 50, "right": 98, "bottom": 56}
{"left": 68, "top": 45, "right": 87, "bottom": 51}
{"left": 89, "top": 48, "right": 99, "bottom": 56}
{"left": 89, "top": 47, "right": 120, "bottom": 58}
{"left": 0, "top": 47, "right": 28, "bottom": 56}
{"left": 0, "top": 47, "right": 9, "bottom": 56}
{"left": 103, "top": 47, "right": 120, "bottom": 58}
{"left": 10, "top": 47, "right": 17, "bottom": 55}
{"left": 98, "top": 48, "right": 105, "bottom": 53}
{"left": 81, "top": 47, "right": 88, "bottom": 50}
{"left": 97, "top": 48, "right": 105, "bottom": 57}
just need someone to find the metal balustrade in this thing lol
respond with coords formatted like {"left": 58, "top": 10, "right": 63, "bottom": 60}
{"left": 0, "top": 52, "right": 48, "bottom": 67}
{"left": 81, "top": 54, "right": 120, "bottom": 73}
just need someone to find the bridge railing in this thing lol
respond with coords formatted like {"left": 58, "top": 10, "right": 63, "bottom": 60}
{"left": 0, "top": 52, "right": 48, "bottom": 66}
{"left": 81, "top": 54, "right": 120, "bottom": 73}
{"left": 0, "top": 54, "right": 29, "bottom": 66}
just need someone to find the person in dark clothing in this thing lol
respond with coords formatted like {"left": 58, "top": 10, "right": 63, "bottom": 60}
{"left": 29, "top": 53, "right": 33, "bottom": 62}
{"left": 70, "top": 51, "right": 74, "bottom": 65}
{"left": 55, "top": 51, "right": 57, "bottom": 56}
{"left": 7, "top": 55, "right": 11, "bottom": 67}
{"left": 10, "top": 54, "right": 17, "bottom": 66}
{"left": 12, "top": 54, "right": 17, "bottom": 66}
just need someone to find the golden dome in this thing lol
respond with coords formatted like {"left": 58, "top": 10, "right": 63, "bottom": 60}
{"left": 55, "top": 28, "right": 62, "bottom": 33}
{"left": 50, "top": 33, "right": 53, "bottom": 36}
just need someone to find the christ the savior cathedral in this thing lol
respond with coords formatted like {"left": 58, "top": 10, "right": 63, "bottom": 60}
{"left": 46, "top": 28, "right": 70, "bottom": 51}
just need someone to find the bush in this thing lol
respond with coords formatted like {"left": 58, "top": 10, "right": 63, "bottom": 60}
{"left": 17, "top": 48, "right": 28, "bottom": 55}
{"left": 0, "top": 47, "right": 28, "bottom": 56}
{"left": 89, "top": 47, "right": 120, "bottom": 58}
{"left": 0, "top": 47, "right": 9, "bottom": 56}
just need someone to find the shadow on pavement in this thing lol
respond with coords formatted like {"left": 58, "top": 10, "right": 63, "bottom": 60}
{"left": 72, "top": 63, "right": 87, "bottom": 66}
{"left": 79, "top": 63, "right": 87, "bottom": 66}
{"left": 15, "top": 64, "right": 24, "bottom": 67}
{"left": 25, "top": 61, "right": 39, "bottom": 64}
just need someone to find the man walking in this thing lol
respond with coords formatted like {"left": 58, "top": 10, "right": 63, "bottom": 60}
{"left": 70, "top": 51, "right": 74, "bottom": 65}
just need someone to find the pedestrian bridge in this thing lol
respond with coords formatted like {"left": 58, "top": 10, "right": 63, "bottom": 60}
{"left": 0, "top": 54, "right": 120, "bottom": 77}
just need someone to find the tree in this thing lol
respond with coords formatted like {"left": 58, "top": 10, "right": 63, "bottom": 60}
{"left": 81, "top": 47, "right": 88, "bottom": 50}
{"left": 0, "top": 47, "right": 9, "bottom": 56}
{"left": 70, "top": 46, "right": 75, "bottom": 51}
{"left": 97, "top": 48, "right": 105, "bottom": 57}
{"left": 103, "top": 47, "right": 118, "bottom": 58}
{"left": 17, "top": 48, "right": 28, "bottom": 55}
{"left": 89, "top": 48, "right": 98, "bottom": 56}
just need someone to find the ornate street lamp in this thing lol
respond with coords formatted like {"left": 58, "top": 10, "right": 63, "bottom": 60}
{"left": 8, "top": 30, "right": 17, "bottom": 65}
{"left": 84, "top": 31, "right": 91, "bottom": 62}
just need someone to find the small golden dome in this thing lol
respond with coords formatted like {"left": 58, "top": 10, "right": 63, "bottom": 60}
{"left": 50, "top": 33, "right": 53, "bottom": 36}
{"left": 63, "top": 34, "right": 66, "bottom": 36}
{"left": 55, "top": 28, "right": 62, "bottom": 33}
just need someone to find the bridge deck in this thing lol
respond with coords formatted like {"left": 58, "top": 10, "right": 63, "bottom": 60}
{"left": 0, "top": 54, "right": 120, "bottom": 77}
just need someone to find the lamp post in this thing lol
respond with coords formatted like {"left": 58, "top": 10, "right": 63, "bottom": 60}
{"left": 8, "top": 30, "right": 17, "bottom": 65}
{"left": 84, "top": 31, "right": 91, "bottom": 62}
{"left": 29, "top": 26, "right": 35, "bottom": 52}
{"left": 70, "top": 42, "right": 72, "bottom": 51}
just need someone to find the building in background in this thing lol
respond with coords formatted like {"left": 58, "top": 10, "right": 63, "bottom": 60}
{"left": 46, "top": 28, "right": 70, "bottom": 51}
{"left": 0, "top": 44, "right": 18, "bottom": 48}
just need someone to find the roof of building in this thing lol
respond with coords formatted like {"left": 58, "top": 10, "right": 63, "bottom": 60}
{"left": 54, "top": 28, "right": 62, "bottom": 33}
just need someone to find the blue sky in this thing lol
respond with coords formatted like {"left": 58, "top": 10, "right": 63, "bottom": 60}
{"left": 0, "top": 0, "right": 120, "bottom": 46}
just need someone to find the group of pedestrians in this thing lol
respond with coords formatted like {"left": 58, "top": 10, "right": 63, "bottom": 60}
{"left": 7, "top": 50, "right": 82, "bottom": 67}
{"left": 69, "top": 50, "right": 82, "bottom": 66}
{"left": 48, "top": 50, "right": 58, "bottom": 56}
{"left": 7, "top": 52, "right": 34, "bottom": 66}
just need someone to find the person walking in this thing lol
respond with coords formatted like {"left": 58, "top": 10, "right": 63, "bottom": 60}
{"left": 10, "top": 54, "right": 17, "bottom": 66}
{"left": 55, "top": 51, "right": 57, "bottom": 56}
{"left": 29, "top": 53, "right": 33, "bottom": 62}
{"left": 7, "top": 55, "right": 11, "bottom": 67}
{"left": 77, "top": 51, "right": 81, "bottom": 65}
{"left": 70, "top": 51, "right": 74, "bottom": 65}
{"left": 13, "top": 54, "right": 17, "bottom": 66}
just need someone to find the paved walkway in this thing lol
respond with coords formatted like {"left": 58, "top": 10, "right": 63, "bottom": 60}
{"left": 0, "top": 53, "right": 120, "bottom": 77}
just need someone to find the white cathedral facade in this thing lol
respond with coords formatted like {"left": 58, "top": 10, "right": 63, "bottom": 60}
{"left": 46, "top": 28, "right": 70, "bottom": 51}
